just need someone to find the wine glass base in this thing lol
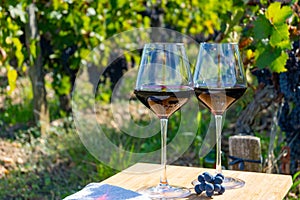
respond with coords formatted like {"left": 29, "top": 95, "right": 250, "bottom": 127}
{"left": 223, "top": 176, "right": 245, "bottom": 189}
{"left": 138, "top": 184, "right": 191, "bottom": 199}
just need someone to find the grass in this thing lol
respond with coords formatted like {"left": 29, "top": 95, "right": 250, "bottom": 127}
{"left": 0, "top": 122, "right": 117, "bottom": 199}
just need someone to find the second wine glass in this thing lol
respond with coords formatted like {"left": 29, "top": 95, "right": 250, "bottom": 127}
{"left": 193, "top": 42, "right": 247, "bottom": 189}
{"left": 134, "top": 43, "right": 193, "bottom": 198}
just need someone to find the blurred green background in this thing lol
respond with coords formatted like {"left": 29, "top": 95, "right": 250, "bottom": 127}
{"left": 0, "top": 0, "right": 300, "bottom": 199}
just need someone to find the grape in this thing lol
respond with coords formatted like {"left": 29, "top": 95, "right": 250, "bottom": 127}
{"left": 278, "top": 101, "right": 291, "bottom": 132}
{"left": 203, "top": 172, "right": 213, "bottom": 183}
{"left": 252, "top": 40, "right": 300, "bottom": 174}
{"left": 205, "top": 183, "right": 214, "bottom": 192}
{"left": 194, "top": 184, "right": 203, "bottom": 194}
{"left": 195, "top": 171, "right": 226, "bottom": 197}
{"left": 198, "top": 174, "right": 205, "bottom": 183}
{"left": 199, "top": 182, "right": 206, "bottom": 191}
{"left": 206, "top": 190, "right": 214, "bottom": 197}
{"left": 218, "top": 185, "right": 225, "bottom": 194}
{"left": 214, "top": 176, "right": 223, "bottom": 184}
{"left": 277, "top": 40, "right": 300, "bottom": 174}
{"left": 214, "top": 184, "right": 221, "bottom": 192}
{"left": 216, "top": 173, "right": 224, "bottom": 180}
{"left": 251, "top": 68, "right": 272, "bottom": 85}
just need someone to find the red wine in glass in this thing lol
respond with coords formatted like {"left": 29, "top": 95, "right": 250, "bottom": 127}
{"left": 134, "top": 86, "right": 193, "bottom": 119}
{"left": 194, "top": 86, "right": 246, "bottom": 115}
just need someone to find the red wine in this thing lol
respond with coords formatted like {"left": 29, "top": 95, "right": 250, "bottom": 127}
{"left": 134, "top": 86, "right": 192, "bottom": 119}
{"left": 194, "top": 87, "right": 246, "bottom": 115}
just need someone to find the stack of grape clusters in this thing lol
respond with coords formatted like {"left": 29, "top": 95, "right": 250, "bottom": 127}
{"left": 194, "top": 172, "right": 225, "bottom": 197}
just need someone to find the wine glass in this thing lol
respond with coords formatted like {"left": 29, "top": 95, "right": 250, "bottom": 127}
{"left": 193, "top": 42, "right": 247, "bottom": 189}
{"left": 134, "top": 43, "right": 193, "bottom": 198}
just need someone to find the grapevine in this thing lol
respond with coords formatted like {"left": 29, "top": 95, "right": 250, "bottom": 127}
{"left": 278, "top": 41, "right": 300, "bottom": 174}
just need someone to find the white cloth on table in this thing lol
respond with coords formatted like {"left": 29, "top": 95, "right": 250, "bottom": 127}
{"left": 63, "top": 183, "right": 151, "bottom": 200}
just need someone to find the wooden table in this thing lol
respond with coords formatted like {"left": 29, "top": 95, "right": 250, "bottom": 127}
{"left": 102, "top": 163, "right": 293, "bottom": 199}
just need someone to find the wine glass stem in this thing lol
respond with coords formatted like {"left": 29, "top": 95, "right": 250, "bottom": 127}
{"left": 160, "top": 118, "right": 168, "bottom": 186}
{"left": 215, "top": 115, "right": 223, "bottom": 174}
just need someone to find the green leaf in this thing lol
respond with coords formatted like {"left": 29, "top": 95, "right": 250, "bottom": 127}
{"left": 292, "top": 171, "right": 300, "bottom": 182}
{"left": 256, "top": 46, "right": 288, "bottom": 72}
{"left": 255, "top": 46, "right": 281, "bottom": 69}
{"left": 6, "top": 66, "right": 18, "bottom": 95}
{"left": 260, "top": 0, "right": 268, "bottom": 5}
{"left": 110, "top": 0, "right": 117, "bottom": 9}
{"left": 30, "top": 39, "right": 37, "bottom": 59}
{"left": 53, "top": 0, "right": 60, "bottom": 10}
{"left": 57, "top": 75, "right": 71, "bottom": 95}
{"left": 270, "top": 24, "right": 291, "bottom": 49}
{"left": 253, "top": 15, "right": 271, "bottom": 40}
{"left": 270, "top": 51, "right": 288, "bottom": 73}
{"left": 266, "top": 2, "right": 293, "bottom": 25}
{"left": 80, "top": 48, "right": 90, "bottom": 59}
{"left": 11, "top": 37, "right": 24, "bottom": 67}
{"left": 292, "top": 179, "right": 300, "bottom": 190}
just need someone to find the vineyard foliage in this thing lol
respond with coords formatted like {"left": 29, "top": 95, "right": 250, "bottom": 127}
{"left": 0, "top": 0, "right": 299, "bottom": 155}
{"left": 1, "top": 1, "right": 298, "bottom": 99}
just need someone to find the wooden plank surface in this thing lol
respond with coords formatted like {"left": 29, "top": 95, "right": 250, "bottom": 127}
{"left": 101, "top": 163, "right": 293, "bottom": 200}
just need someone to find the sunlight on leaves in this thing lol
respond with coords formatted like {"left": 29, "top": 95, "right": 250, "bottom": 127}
{"left": 270, "top": 51, "right": 288, "bottom": 73}
{"left": 6, "top": 66, "right": 18, "bottom": 95}
{"left": 270, "top": 24, "right": 291, "bottom": 49}
{"left": 266, "top": 2, "right": 293, "bottom": 25}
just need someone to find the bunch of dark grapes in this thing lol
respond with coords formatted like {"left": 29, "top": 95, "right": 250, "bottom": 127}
{"left": 251, "top": 68, "right": 273, "bottom": 85}
{"left": 278, "top": 40, "right": 300, "bottom": 174}
{"left": 194, "top": 172, "right": 225, "bottom": 197}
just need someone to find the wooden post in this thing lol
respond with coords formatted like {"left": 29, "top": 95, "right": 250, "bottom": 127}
{"left": 229, "top": 135, "right": 262, "bottom": 172}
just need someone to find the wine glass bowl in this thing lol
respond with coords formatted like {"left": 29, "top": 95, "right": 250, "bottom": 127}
{"left": 134, "top": 43, "right": 193, "bottom": 198}
{"left": 193, "top": 42, "right": 247, "bottom": 189}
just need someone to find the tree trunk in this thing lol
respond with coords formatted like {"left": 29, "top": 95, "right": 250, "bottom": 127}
{"left": 25, "top": 3, "right": 49, "bottom": 134}
{"left": 59, "top": 94, "right": 71, "bottom": 114}
{"left": 234, "top": 85, "right": 279, "bottom": 134}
